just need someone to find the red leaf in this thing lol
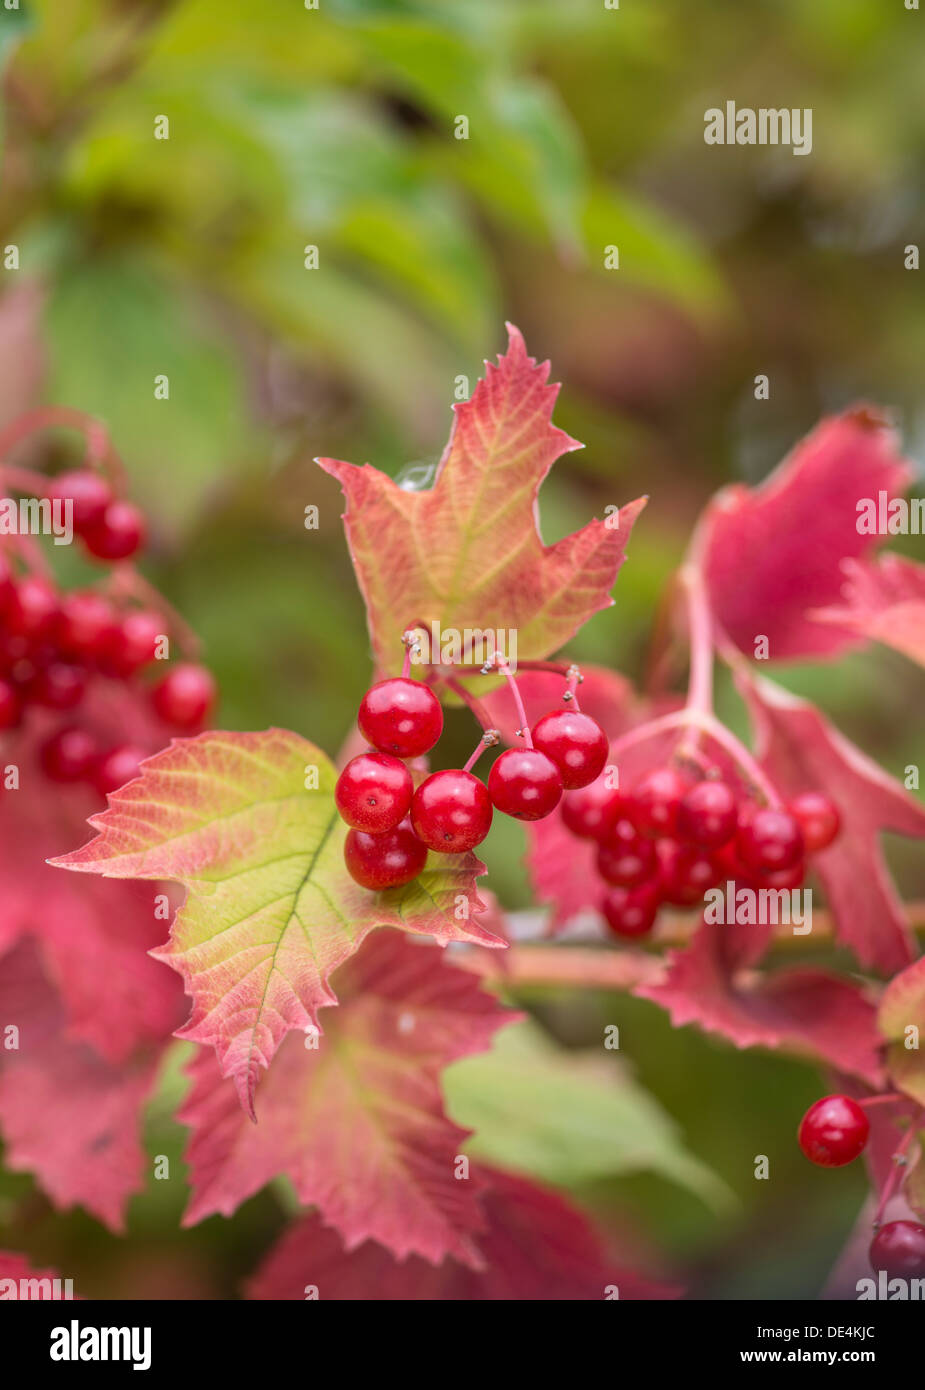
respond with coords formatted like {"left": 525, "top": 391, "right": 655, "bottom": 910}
{"left": 246, "top": 1166, "right": 679, "bottom": 1301}
{"left": 739, "top": 672, "right": 925, "bottom": 974}
{"left": 810, "top": 554, "right": 925, "bottom": 669}
{"left": 319, "top": 325, "right": 646, "bottom": 673}
{"left": 700, "top": 410, "right": 912, "bottom": 661}
{"left": 180, "top": 931, "right": 515, "bottom": 1267}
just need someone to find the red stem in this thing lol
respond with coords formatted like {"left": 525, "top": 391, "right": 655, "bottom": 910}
{"left": 874, "top": 1124, "right": 918, "bottom": 1227}
{"left": 496, "top": 656, "right": 532, "bottom": 746}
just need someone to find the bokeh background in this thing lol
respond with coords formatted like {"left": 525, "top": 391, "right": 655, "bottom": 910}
{"left": 1, "top": 0, "right": 923, "bottom": 1299}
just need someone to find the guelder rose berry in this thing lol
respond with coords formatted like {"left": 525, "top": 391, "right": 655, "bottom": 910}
{"left": 335, "top": 752, "right": 413, "bottom": 834}
{"left": 560, "top": 773, "right": 623, "bottom": 841}
{"left": 488, "top": 748, "right": 562, "bottom": 821}
{"left": 531, "top": 709, "right": 608, "bottom": 789}
{"left": 343, "top": 820, "right": 427, "bottom": 890}
{"left": 798, "top": 1094, "right": 869, "bottom": 1167}
{"left": 411, "top": 769, "right": 493, "bottom": 853}
{"left": 868, "top": 1221, "right": 925, "bottom": 1279}
{"left": 152, "top": 663, "right": 216, "bottom": 729}
{"left": 358, "top": 676, "right": 443, "bottom": 758}
{"left": 627, "top": 767, "right": 687, "bottom": 839}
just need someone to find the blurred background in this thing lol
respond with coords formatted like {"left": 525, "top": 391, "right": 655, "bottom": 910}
{"left": 0, "top": 0, "right": 923, "bottom": 1299}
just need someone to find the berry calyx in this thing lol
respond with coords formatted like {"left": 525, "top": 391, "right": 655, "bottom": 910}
{"left": 601, "top": 882, "right": 660, "bottom": 939}
{"left": 531, "top": 709, "right": 608, "bottom": 790}
{"left": 411, "top": 769, "right": 493, "bottom": 853}
{"left": 868, "top": 1221, "right": 925, "bottom": 1278}
{"left": 47, "top": 470, "right": 112, "bottom": 533}
{"left": 335, "top": 751, "right": 413, "bottom": 834}
{"left": 488, "top": 747, "right": 562, "bottom": 821}
{"left": 82, "top": 500, "right": 146, "bottom": 562}
{"left": 560, "top": 773, "right": 623, "bottom": 841}
{"left": 94, "top": 744, "right": 145, "bottom": 797}
{"left": 343, "top": 820, "right": 427, "bottom": 890}
{"left": 151, "top": 663, "right": 216, "bottom": 728}
{"left": 39, "top": 726, "right": 97, "bottom": 783}
{"left": 677, "top": 778, "right": 738, "bottom": 848}
{"left": 788, "top": 791, "right": 840, "bottom": 853}
{"left": 357, "top": 677, "right": 443, "bottom": 758}
{"left": 737, "top": 806, "right": 804, "bottom": 873}
{"left": 596, "top": 819, "right": 656, "bottom": 888}
{"left": 797, "top": 1094, "right": 870, "bottom": 1167}
{"left": 627, "top": 767, "right": 688, "bottom": 839}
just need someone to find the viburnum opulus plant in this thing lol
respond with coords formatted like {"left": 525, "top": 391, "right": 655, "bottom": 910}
{"left": 1, "top": 328, "right": 923, "bottom": 1297}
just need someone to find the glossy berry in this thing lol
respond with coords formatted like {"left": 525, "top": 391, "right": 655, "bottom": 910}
{"left": 737, "top": 807, "right": 804, "bottom": 873}
{"left": 6, "top": 576, "right": 58, "bottom": 639}
{"left": 868, "top": 1221, "right": 925, "bottom": 1279}
{"left": 627, "top": 767, "right": 687, "bottom": 839}
{"left": 29, "top": 661, "right": 87, "bottom": 711}
{"left": 39, "top": 726, "right": 97, "bottom": 783}
{"left": 55, "top": 591, "right": 115, "bottom": 659}
{"left": 601, "top": 882, "right": 660, "bottom": 939}
{"left": 788, "top": 791, "right": 840, "bottom": 853}
{"left": 82, "top": 500, "right": 146, "bottom": 561}
{"left": 151, "top": 663, "right": 216, "bottom": 728}
{"left": 488, "top": 747, "right": 562, "bottom": 821}
{"left": 677, "top": 778, "right": 738, "bottom": 848}
{"left": 357, "top": 677, "right": 443, "bottom": 758}
{"left": 658, "top": 841, "right": 721, "bottom": 906}
{"left": 47, "top": 470, "right": 112, "bottom": 533}
{"left": 411, "top": 769, "right": 492, "bottom": 853}
{"left": 335, "top": 752, "right": 413, "bottom": 834}
{"left": 798, "top": 1094, "right": 869, "bottom": 1167}
{"left": 102, "top": 610, "right": 165, "bottom": 676}
{"left": 0, "top": 677, "right": 21, "bottom": 730}
{"left": 560, "top": 773, "right": 623, "bottom": 841}
{"left": 758, "top": 859, "right": 806, "bottom": 891}
{"left": 531, "top": 709, "right": 608, "bottom": 790}
{"left": 94, "top": 745, "right": 145, "bottom": 797}
{"left": 596, "top": 819, "right": 656, "bottom": 888}
{"left": 343, "top": 820, "right": 427, "bottom": 890}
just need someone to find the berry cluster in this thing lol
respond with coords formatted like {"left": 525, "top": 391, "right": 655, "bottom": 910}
{"left": 797, "top": 1094, "right": 925, "bottom": 1277}
{"left": 336, "top": 660, "right": 609, "bottom": 891}
{"left": 49, "top": 467, "right": 146, "bottom": 562}
{"left": 560, "top": 764, "right": 840, "bottom": 939}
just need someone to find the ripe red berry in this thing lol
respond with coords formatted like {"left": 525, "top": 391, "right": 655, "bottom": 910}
{"left": 357, "top": 677, "right": 443, "bottom": 758}
{"left": 411, "top": 769, "right": 493, "bottom": 853}
{"left": 39, "top": 726, "right": 98, "bottom": 782}
{"left": 6, "top": 576, "right": 58, "bottom": 640}
{"left": 677, "top": 778, "right": 738, "bottom": 848}
{"left": 601, "top": 882, "right": 660, "bottom": 939}
{"left": 531, "top": 709, "right": 608, "bottom": 790}
{"left": 82, "top": 500, "right": 146, "bottom": 561}
{"left": 560, "top": 773, "right": 623, "bottom": 841}
{"left": 627, "top": 767, "right": 687, "bottom": 839}
{"left": 335, "top": 751, "right": 413, "bottom": 834}
{"left": 151, "top": 663, "right": 216, "bottom": 728}
{"left": 488, "top": 747, "right": 562, "bottom": 821}
{"left": 758, "top": 859, "right": 806, "bottom": 890}
{"left": 737, "top": 807, "right": 804, "bottom": 873}
{"left": 0, "top": 677, "right": 21, "bottom": 730}
{"left": 657, "top": 841, "right": 721, "bottom": 906}
{"left": 29, "top": 660, "right": 87, "bottom": 711}
{"left": 788, "top": 791, "right": 840, "bottom": 853}
{"left": 798, "top": 1094, "right": 869, "bottom": 1167}
{"left": 47, "top": 470, "right": 112, "bottom": 533}
{"left": 102, "top": 610, "right": 165, "bottom": 676}
{"left": 55, "top": 591, "right": 116, "bottom": 659}
{"left": 93, "top": 745, "right": 145, "bottom": 797}
{"left": 869, "top": 1221, "right": 925, "bottom": 1279}
{"left": 596, "top": 819, "right": 656, "bottom": 888}
{"left": 0, "top": 553, "right": 15, "bottom": 617}
{"left": 343, "top": 820, "right": 427, "bottom": 890}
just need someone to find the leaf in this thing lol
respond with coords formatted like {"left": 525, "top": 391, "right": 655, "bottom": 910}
{"left": 246, "top": 1165, "right": 680, "bottom": 1301}
{"left": 51, "top": 729, "right": 505, "bottom": 1116}
{"left": 699, "top": 409, "right": 913, "bottom": 661}
{"left": 810, "top": 554, "right": 925, "bottom": 669}
{"left": 319, "top": 324, "right": 646, "bottom": 674}
{"left": 739, "top": 671, "right": 925, "bottom": 974}
{"left": 0, "top": 942, "right": 159, "bottom": 1232}
{"left": 180, "top": 931, "right": 514, "bottom": 1267}
{"left": 879, "top": 956, "right": 925, "bottom": 1107}
{"left": 637, "top": 918, "right": 884, "bottom": 1087}
{"left": 444, "top": 1020, "right": 732, "bottom": 1211}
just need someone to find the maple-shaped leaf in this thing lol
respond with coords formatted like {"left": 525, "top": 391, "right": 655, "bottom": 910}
{"left": 637, "top": 918, "right": 884, "bottom": 1086}
{"left": 51, "top": 729, "right": 505, "bottom": 1117}
{"left": 319, "top": 324, "right": 646, "bottom": 674}
{"left": 180, "top": 931, "right": 515, "bottom": 1267}
{"left": 699, "top": 409, "right": 912, "bottom": 661}
{"left": 0, "top": 1251, "right": 75, "bottom": 1300}
{"left": 0, "top": 942, "right": 159, "bottom": 1231}
{"left": 246, "top": 1165, "right": 679, "bottom": 1301}
{"left": 810, "top": 554, "right": 925, "bottom": 669}
{"left": 738, "top": 672, "right": 925, "bottom": 974}
{"left": 879, "top": 956, "right": 925, "bottom": 1107}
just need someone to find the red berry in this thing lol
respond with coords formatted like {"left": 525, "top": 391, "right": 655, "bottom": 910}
{"left": 531, "top": 709, "right": 608, "bottom": 790}
{"left": 357, "top": 677, "right": 443, "bottom": 758}
{"left": 758, "top": 859, "right": 806, "bottom": 890}
{"left": 869, "top": 1221, "right": 925, "bottom": 1279}
{"left": 657, "top": 841, "right": 721, "bottom": 906}
{"left": 55, "top": 591, "right": 116, "bottom": 659}
{"left": 798, "top": 1094, "right": 869, "bottom": 1167}
{"left": 29, "top": 661, "right": 87, "bottom": 711}
{"left": 0, "top": 552, "right": 15, "bottom": 616}
{"left": 335, "top": 751, "right": 413, "bottom": 834}
{"left": 82, "top": 500, "right": 146, "bottom": 561}
{"left": 0, "top": 677, "right": 21, "bottom": 730}
{"left": 94, "top": 744, "right": 145, "bottom": 797}
{"left": 343, "top": 820, "right": 427, "bottom": 890}
{"left": 39, "top": 726, "right": 97, "bottom": 782}
{"left": 627, "top": 767, "right": 687, "bottom": 839}
{"left": 596, "top": 819, "right": 656, "bottom": 888}
{"left": 677, "top": 778, "right": 738, "bottom": 848}
{"left": 47, "top": 470, "right": 112, "bottom": 533}
{"left": 6, "top": 576, "right": 58, "bottom": 639}
{"left": 737, "top": 807, "right": 804, "bottom": 873}
{"left": 488, "top": 747, "right": 562, "bottom": 821}
{"left": 151, "top": 663, "right": 216, "bottom": 728}
{"left": 560, "top": 773, "right": 623, "bottom": 841}
{"left": 102, "top": 610, "right": 165, "bottom": 676}
{"left": 788, "top": 791, "right": 840, "bottom": 853}
{"left": 601, "top": 882, "right": 660, "bottom": 938}
{"left": 411, "top": 769, "right": 492, "bottom": 853}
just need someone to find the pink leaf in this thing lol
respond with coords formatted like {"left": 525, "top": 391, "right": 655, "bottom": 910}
{"left": 810, "top": 554, "right": 925, "bottom": 668}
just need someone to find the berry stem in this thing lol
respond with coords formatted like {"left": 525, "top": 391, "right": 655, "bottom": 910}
{"left": 609, "top": 708, "right": 782, "bottom": 806}
{"left": 858, "top": 1093, "right": 910, "bottom": 1109}
{"left": 681, "top": 563, "right": 714, "bottom": 718}
{"left": 432, "top": 671, "right": 495, "bottom": 733}
{"left": 565, "top": 663, "right": 582, "bottom": 712}
{"left": 874, "top": 1123, "right": 918, "bottom": 1228}
{"left": 495, "top": 656, "right": 532, "bottom": 746}
{"left": 0, "top": 405, "right": 126, "bottom": 488}
{"left": 463, "top": 729, "right": 500, "bottom": 775}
